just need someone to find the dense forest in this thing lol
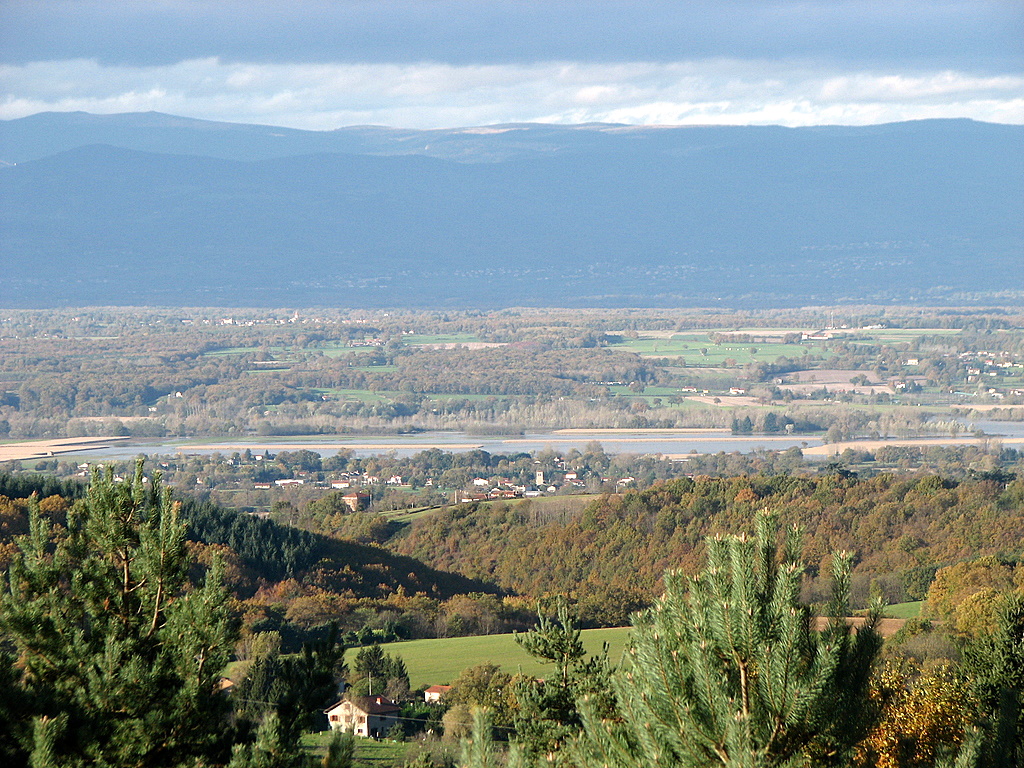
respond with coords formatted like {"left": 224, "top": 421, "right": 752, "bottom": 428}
{"left": 4, "top": 466, "right": 1023, "bottom": 637}
{"left": 0, "top": 469, "right": 518, "bottom": 653}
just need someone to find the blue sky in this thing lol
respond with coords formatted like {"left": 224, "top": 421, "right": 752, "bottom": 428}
{"left": 1, "top": 0, "right": 1021, "bottom": 129}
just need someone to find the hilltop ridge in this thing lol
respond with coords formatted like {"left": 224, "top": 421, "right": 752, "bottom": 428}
{"left": 1, "top": 113, "right": 1021, "bottom": 308}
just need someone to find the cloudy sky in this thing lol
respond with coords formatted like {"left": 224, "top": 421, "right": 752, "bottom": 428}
{"left": 1, "top": 0, "right": 1021, "bottom": 130}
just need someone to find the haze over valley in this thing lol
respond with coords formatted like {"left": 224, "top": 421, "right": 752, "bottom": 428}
{"left": 1, "top": 112, "right": 1021, "bottom": 308}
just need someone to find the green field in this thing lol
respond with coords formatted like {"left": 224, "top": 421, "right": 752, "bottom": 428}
{"left": 402, "top": 334, "right": 482, "bottom": 345}
{"left": 427, "top": 393, "right": 510, "bottom": 402}
{"left": 849, "top": 328, "right": 962, "bottom": 343}
{"left": 605, "top": 384, "right": 681, "bottom": 398}
{"left": 314, "top": 388, "right": 396, "bottom": 403}
{"left": 884, "top": 601, "right": 924, "bottom": 619}
{"left": 203, "top": 346, "right": 292, "bottom": 357}
{"left": 317, "top": 341, "right": 364, "bottom": 358}
{"left": 301, "top": 731, "right": 409, "bottom": 765}
{"left": 608, "top": 333, "right": 825, "bottom": 365}
{"left": 380, "top": 505, "right": 448, "bottom": 523}
{"left": 371, "top": 627, "right": 631, "bottom": 688}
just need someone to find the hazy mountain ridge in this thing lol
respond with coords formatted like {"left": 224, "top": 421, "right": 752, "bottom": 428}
{"left": 0, "top": 113, "right": 1021, "bottom": 308}
{"left": 2, "top": 110, "right": 1014, "bottom": 165}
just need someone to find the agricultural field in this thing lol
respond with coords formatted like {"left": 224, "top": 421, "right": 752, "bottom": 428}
{"left": 1, "top": 307, "right": 1022, "bottom": 456}
{"left": 301, "top": 732, "right": 411, "bottom": 766}
{"left": 373, "top": 627, "right": 632, "bottom": 688}
{"left": 400, "top": 333, "right": 484, "bottom": 345}
{"left": 608, "top": 332, "right": 826, "bottom": 365}
{"left": 884, "top": 601, "right": 925, "bottom": 619}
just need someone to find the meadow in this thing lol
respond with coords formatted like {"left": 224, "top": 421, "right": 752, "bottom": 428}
{"left": 372, "top": 627, "right": 632, "bottom": 688}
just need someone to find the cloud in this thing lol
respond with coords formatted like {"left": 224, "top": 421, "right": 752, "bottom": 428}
{"left": 1, "top": 57, "right": 1022, "bottom": 129}
{"left": 0, "top": 1, "right": 1021, "bottom": 72}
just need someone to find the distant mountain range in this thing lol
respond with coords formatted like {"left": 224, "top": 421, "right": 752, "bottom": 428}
{"left": 1, "top": 111, "right": 1021, "bottom": 308}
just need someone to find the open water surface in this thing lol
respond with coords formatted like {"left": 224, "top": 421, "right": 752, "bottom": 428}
{"left": 80, "top": 431, "right": 823, "bottom": 460}
{"left": 70, "top": 419, "right": 1024, "bottom": 461}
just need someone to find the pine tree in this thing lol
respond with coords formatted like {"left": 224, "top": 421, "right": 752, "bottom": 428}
{"left": 512, "top": 599, "right": 617, "bottom": 762}
{"left": 571, "top": 511, "right": 882, "bottom": 768}
{"left": 235, "top": 626, "right": 346, "bottom": 754}
{"left": 960, "top": 590, "right": 1024, "bottom": 768}
{"left": 0, "top": 461, "right": 236, "bottom": 767}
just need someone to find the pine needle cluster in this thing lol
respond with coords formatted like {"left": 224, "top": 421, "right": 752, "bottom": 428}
{"left": 569, "top": 511, "right": 882, "bottom": 768}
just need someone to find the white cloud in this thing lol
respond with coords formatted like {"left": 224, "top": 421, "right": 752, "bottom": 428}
{"left": 1, "top": 57, "right": 1022, "bottom": 129}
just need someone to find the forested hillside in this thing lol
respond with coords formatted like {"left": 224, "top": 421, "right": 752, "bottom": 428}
{"left": 391, "top": 473, "right": 1024, "bottom": 621}
{"left": 0, "top": 470, "right": 506, "bottom": 650}
{"left": 5, "top": 468, "right": 1024, "bottom": 629}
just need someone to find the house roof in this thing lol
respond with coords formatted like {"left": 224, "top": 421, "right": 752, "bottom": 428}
{"left": 424, "top": 684, "right": 452, "bottom": 694}
{"left": 325, "top": 695, "right": 400, "bottom": 715}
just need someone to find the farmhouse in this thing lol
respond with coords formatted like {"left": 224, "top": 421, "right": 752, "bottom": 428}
{"left": 341, "top": 491, "right": 371, "bottom": 511}
{"left": 324, "top": 696, "right": 400, "bottom": 738}
{"left": 423, "top": 684, "right": 451, "bottom": 703}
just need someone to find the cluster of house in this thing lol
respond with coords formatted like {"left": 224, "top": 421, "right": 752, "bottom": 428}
{"left": 323, "top": 685, "right": 451, "bottom": 739}
{"left": 254, "top": 466, "right": 639, "bottom": 502}
{"left": 962, "top": 353, "right": 1024, "bottom": 397}
{"left": 254, "top": 471, "right": 408, "bottom": 509}
{"left": 330, "top": 473, "right": 407, "bottom": 489}
{"left": 452, "top": 470, "right": 636, "bottom": 503}
{"left": 454, "top": 476, "right": 534, "bottom": 503}
{"left": 244, "top": 452, "right": 650, "bottom": 510}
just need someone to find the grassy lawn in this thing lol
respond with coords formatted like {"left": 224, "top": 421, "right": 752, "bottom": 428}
{"left": 301, "top": 732, "right": 410, "bottom": 766}
{"left": 369, "top": 627, "right": 631, "bottom": 688}
{"left": 884, "top": 601, "right": 924, "bottom": 619}
{"left": 222, "top": 658, "right": 253, "bottom": 683}
{"left": 315, "top": 341, "right": 364, "bottom": 358}
{"left": 380, "top": 505, "right": 448, "bottom": 523}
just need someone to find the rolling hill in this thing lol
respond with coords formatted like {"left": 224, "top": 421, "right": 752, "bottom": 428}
{"left": 1, "top": 113, "right": 1020, "bottom": 308}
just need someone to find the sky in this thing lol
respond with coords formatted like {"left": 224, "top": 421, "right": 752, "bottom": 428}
{"left": 0, "top": 0, "right": 1022, "bottom": 130}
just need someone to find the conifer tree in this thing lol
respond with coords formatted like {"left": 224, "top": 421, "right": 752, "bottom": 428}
{"left": 960, "top": 590, "right": 1024, "bottom": 768}
{"left": 571, "top": 512, "right": 882, "bottom": 768}
{"left": 235, "top": 626, "right": 347, "bottom": 751}
{"left": 0, "top": 461, "right": 236, "bottom": 767}
{"left": 512, "top": 599, "right": 616, "bottom": 762}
